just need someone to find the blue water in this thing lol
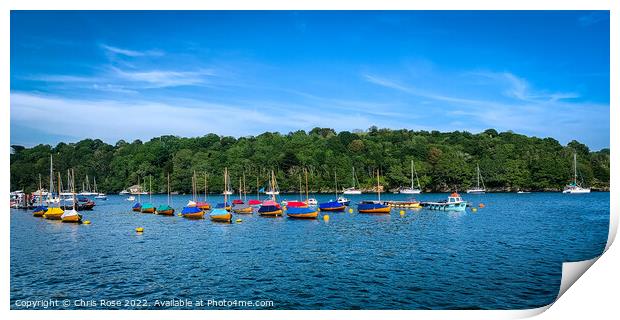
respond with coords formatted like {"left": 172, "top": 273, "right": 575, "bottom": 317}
{"left": 10, "top": 192, "right": 609, "bottom": 310}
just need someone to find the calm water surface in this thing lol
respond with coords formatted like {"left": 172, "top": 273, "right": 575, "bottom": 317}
{"left": 10, "top": 192, "right": 609, "bottom": 309}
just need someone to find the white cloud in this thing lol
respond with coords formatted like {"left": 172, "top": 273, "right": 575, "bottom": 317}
{"left": 100, "top": 44, "right": 164, "bottom": 57}
{"left": 111, "top": 67, "right": 216, "bottom": 88}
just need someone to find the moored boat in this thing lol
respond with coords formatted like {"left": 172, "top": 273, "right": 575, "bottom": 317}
{"left": 400, "top": 160, "right": 422, "bottom": 194}
{"left": 140, "top": 176, "right": 155, "bottom": 213}
{"left": 563, "top": 153, "right": 591, "bottom": 194}
{"left": 343, "top": 167, "right": 362, "bottom": 194}
{"left": 358, "top": 169, "right": 390, "bottom": 214}
{"left": 157, "top": 173, "right": 175, "bottom": 215}
{"left": 384, "top": 199, "right": 422, "bottom": 208}
{"left": 259, "top": 170, "right": 283, "bottom": 216}
{"left": 33, "top": 174, "right": 47, "bottom": 217}
{"left": 182, "top": 172, "right": 204, "bottom": 219}
{"left": 287, "top": 206, "right": 318, "bottom": 219}
{"left": 181, "top": 206, "right": 204, "bottom": 219}
{"left": 43, "top": 157, "right": 65, "bottom": 220}
{"left": 318, "top": 201, "right": 346, "bottom": 212}
{"left": 210, "top": 168, "right": 234, "bottom": 222}
{"left": 61, "top": 169, "right": 82, "bottom": 223}
{"left": 466, "top": 164, "right": 486, "bottom": 194}
{"left": 424, "top": 192, "right": 467, "bottom": 212}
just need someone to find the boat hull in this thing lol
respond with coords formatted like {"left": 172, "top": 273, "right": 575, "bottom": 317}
{"left": 287, "top": 211, "right": 318, "bottom": 219}
{"left": 33, "top": 211, "right": 45, "bottom": 217}
{"left": 259, "top": 209, "right": 283, "bottom": 217}
{"left": 62, "top": 214, "right": 82, "bottom": 223}
{"left": 232, "top": 206, "right": 253, "bottom": 214}
{"left": 157, "top": 209, "right": 175, "bottom": 215}
{"left": 182, "top": 212, "right": 205, "bottom": 219}
{"left": 132, "top": 207, "right": 142, "bottom": 212}
{"left": 343, "top": 190, "right": 362, "bottom": 195}
{"left": 141, "top": 207, "right": 156, "bottom": 213}
{"left": 197, "top": 205, "right": 211, "bottom": 210}
{"left": 210, "top": 212, "right": 232, "bottom": 222}
{"left": 358, "top": 207, "right": 391, "bottom": 213}
{"left": 426, "top": 202, "right": 467, "bottom": 212}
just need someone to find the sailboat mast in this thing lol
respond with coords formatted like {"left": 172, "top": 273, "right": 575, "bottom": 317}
{"left": 49, "top": 155, "right": 53, "bottom": 204}
{"left": 334, "top": 171, "right": 338, "bottom": 198}
{"left": 149, "top": 176, "right": 152, "bottom": 202}
{"left": 38, "top": 174, "right": 42, "bottom": 206}
{"left": 574, "top": 153, "right": 577, "bottom": 184}
{"left": 204, "top": 172, "right": 207, "bottom": 202}
{"left": 411, "top": 160, "right": 414, "bottom": 189}
{"left": 305, "top": 168, "right": 309, "bottom": 204}
{"left": 224, "top": 168, "right": 228, "bottom": 204}
{"left": 271, "top": 170, "right": 276, "bottom": 201}
{"left": 239, "top": 177, "right": 243, "bottom": 200}
{"left": 167, "top": 173, "right": 171, "bottom": 206}
{"left": 377, "top": 169, "right": 381, "bottom": 202}
{"left": 476, "top": 164, "right": 480, "bottom": 188}
{"left": 57, "top": 172, "right": 61, "bottom": 209}
{"left": 71, "top": 169, "right": 76, "bottom": 210}
{"left": 243, "top": 172, "right": 247, "bottom": 202}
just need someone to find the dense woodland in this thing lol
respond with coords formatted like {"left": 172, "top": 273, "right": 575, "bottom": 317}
{"left": 10, "top": 127, "right": 610, "bottom": 194}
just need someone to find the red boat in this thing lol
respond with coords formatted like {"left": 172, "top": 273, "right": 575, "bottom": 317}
{"left": 248, "top": 199, "right": 261, "bottom": 206}
{"left": 232, "top": 199, "right": 244, "bottom": 205}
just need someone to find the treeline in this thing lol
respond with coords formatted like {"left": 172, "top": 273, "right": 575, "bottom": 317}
{"left": 10, "top": 127, "right": 610, "bottom": 194}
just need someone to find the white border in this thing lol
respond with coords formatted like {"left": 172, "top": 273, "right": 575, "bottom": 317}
{"left": 2, "top": 1, "right": 616, "bottom": 319}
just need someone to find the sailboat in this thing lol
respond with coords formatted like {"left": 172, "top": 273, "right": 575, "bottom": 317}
{"left": 343, "top": 167, "right": 362, "bottom": 194}
{"left": 43, "top": 155, "right": 64, "bottom": 220}
{"left": 232, "top": 173, "right": 253, "bottom": 214}
{"left": 196, "top": 172, "right": 211, "bottom": 210}
{"left": 140, "top": 176, "right": 156, "bottom": 213}
{"left": 264, "top": 171, "right": 280, "bottom": 195}
{"left": 210, "top": 168, "right": 233, "bottom": 222}
{"left": 285, "top": 173, "right": 309, "bottom": 208}
{"left": 400, "top": 160, "right": 422, "bottom": 194}
{"left": 33, "top": 174, "right": 48, "bottom": 217}
{"left": 61, "top": 169, "right": 83, "bottom": 223}
{"left": 131, "top": 177, "right": 142, "bottom": 212}
{"left": 93, "top": 177, "right": 107, "bottom": 200}
{"left": 358, "top": 169, "right": 391, "bottom": 214}
{"left": 79, "top": 175, "right": 98, "bottom": 196}
{"left": 157, "top": 173, "right": 175, "bottom": 215}
{"left": 258, "top": 170, "right": 283, "bottom": 216}
{"left": 215, "top": 168, "right": 233, "bottom": 211}
{"left": 466, "top": 164, "right": 486, "bottom": 194}
{"left": 319, "top": 171, "right": 346, "bottom": 212}
{"left": 563, "top": 153, "right": 591, "bottom": 194}
{"left": 181, "top": 173, "right": 205, "bottom": 219}
{"left": 248, "top": 173, "right": 262, "bottom": 206}
{"left": 287, "top": 168, "right": 319, "bottom": 219}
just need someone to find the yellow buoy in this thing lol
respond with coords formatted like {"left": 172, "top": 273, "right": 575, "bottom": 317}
{"left": 399, "top": 210, "right": 405, "bottom": 215}
{"left": 83, "top": 220, "right": 91, "bottom": 225}
{"left": 323, "top": 215, "right": 330, "bottom": 222}
{"left": 135, "top": 227, "right": 144, "bottom": 233}
{"left": 348, "top": 208, "right": 353, "bottom": 213}
{"left": 236, "top": 219, "right": 242, "bottom": 223}
{"left": 283, "top": 206, "right": 287, "bottom": 210}
{"left": 472, "top": 208, "right": 478, "bottom": 212}
{"left": 177, "top": 213, "right": 182, "bottom": 216}
{"left": 479, "top": 203, "right": 485, "bottom": 208}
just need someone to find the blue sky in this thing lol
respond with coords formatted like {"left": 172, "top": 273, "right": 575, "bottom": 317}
{"left": 10, "top": 11, "right": 610, "bottom": 149}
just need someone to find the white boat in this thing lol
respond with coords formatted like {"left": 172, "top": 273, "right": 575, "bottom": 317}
{"left": 337, "top": 196, "right": 350, "bottom": 206}
{"left": 186, "top": 200, "right": 197, "bottom": 207}
{"left": 426, "top": 192, "right": 468, "bottom": 212}
{"left": 466, "top": 164, "right": 486, "bottom": 194}
{"left": 119, "top": 190, "right": 129, "bottom": 195}
{"left": 343, "top": 167, "right": 362, "bottom": 194}
{"left": 400, "top": 160, "right": 422, "bottom": 194}
{"left": 307, "top": 198, "right": 318, "bottom": 206}
{"left": 126, "top": 196, "right": 135, "bottom": 201}
{"left": 517, "top": 191, "right": 531, "bottom": 194}
{"left": 264, "top": 172, "right": 280, "bottom": 196}
{"left": 563, "top": 153, "right": 591, "bottom": 194}
{"left": 93, "top": 178, "right": 107, "bottom": 199}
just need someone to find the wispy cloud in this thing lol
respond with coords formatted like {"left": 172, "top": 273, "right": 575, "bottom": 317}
{"left": 111, "top": 67, "right": 216, "bottom": 88}
{"left": 100, "top": 44, "right": 164, "bottom": 57}
{"left": 578, "top": 12, "right": 608, "bottom": 27}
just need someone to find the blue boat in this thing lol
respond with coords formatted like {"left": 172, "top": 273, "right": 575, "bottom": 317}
{"left": 318, "top": 201, "right": 346, "bottom": 212}
{"left": 131, "top": 202, "right": 142, "bottom": 212}
{"left": 181, "top": 206, "right": 204, "bottom": 219}
{"left": 357, "top": 201, "right": 391, "bottom": 213}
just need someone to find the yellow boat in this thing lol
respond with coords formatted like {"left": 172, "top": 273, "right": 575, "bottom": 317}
{"left": 44, "top": 207, "right": 64, "bottom": 220}
{"left": 61, "top": 209, "right": 82, "bottom": 223}
{"left": 232, "top": 205, "right": 253, "bottom": 214}
{"left": 209, "top": 208, "right": 232, "bottom": 222}
{"left": 286, "top": 207, "right": 319, "bottom": 219}
{"left": 182, "top": 210, "right": 205, "bottom": 219}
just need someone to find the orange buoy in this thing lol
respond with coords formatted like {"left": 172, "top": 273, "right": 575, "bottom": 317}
{"left": 478, "top": 203, "right": 485, "bottom": 208}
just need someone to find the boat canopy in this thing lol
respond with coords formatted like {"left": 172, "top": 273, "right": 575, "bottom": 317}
{"left": 141, "top": 203, "right": 155, "bottom": 209}
{"left": 319, "top": 201, "right": 344, "bottom": 209}
{"left": 258, "top": 205, "right": 280, "bottom": 213}
{"left": 286, "top": 201, "right": 307, "bottom": 207}
{"left": 181, "top": 206, "right": 202, "bottom": 214}
{"left": 215, "top": 202, "right": 231, "bottom": 208}
{"left": 287, "top": 207, "right": 316, "bottom": 214}
{"left": 210, "top": 208, "right": 229, "bottom": 216}
{"left": 156, "top": 204, "right": 173, "bottom": 211}
{"left": 358, "top": 202, "right": 387, "bottom": 210}
{"left": 132, "top": 202, "right": 142, "bottom": 209}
